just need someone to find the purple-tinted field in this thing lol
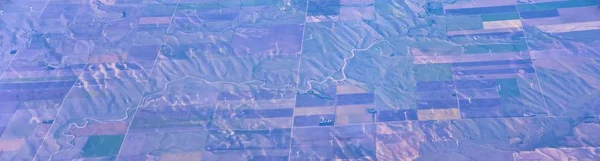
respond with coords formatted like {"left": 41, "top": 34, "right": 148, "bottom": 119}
{"left": 1, "top": 0, "right": 600, "bottom": 160}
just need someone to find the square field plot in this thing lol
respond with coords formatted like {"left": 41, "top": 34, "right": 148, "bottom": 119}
{"left": 451, "top": 59, "right": 549, "bottom": 118}
{"left": 413, "top": 64, "right": 454, "bottom": 82}
{"left": 294, "top": 84, "right": 377, "bottom": 126}
{"left": 308, "top": 0, "right": 341, "bottom": 16}
{"left": 415, "top": 81, "right": 459, "bottom": 110}
{"left": 290, "top": 124, "right": 376, "bottom": 160}
{"left": 81, "top": 135, "right": 125, "bottom": 158}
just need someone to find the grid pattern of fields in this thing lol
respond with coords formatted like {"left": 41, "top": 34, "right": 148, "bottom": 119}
{"left": 1, "top": 0, "right": 600, "bottom": 160}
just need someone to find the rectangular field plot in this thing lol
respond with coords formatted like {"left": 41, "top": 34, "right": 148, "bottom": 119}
{"left": 128, "top": 105, "right": 215, "bottom": 133}
{"left": 210, "top": 99, "right": 296, "bottom": 130}
{"left": 117, "top": 131, "right": 208, "bottom": 160}
{"left": 205, "top": 128, "right": 291, "bottom": 151}
{"left": 290, "top": 124, "right": 376, "bottom": 160}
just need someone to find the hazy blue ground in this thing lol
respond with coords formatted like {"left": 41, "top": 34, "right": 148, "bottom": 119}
{"left": 1, "top": 0, "right": 600, "bottom": 160}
